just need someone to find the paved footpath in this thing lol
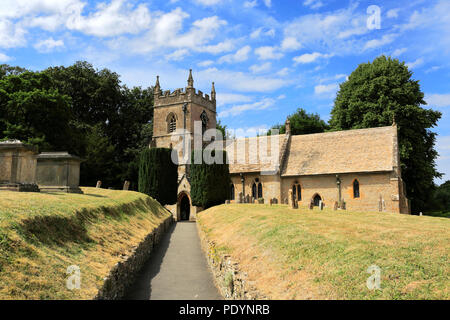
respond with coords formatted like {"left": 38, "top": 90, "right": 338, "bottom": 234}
{"left": 124, "top": 222, "right": 222, "bottom": 300}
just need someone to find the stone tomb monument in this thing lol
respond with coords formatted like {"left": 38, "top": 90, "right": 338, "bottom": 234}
{"left": 0, "top": 140, "right": 39, "bottom": 192}
{"left": 36, "top": 152, "right": 83, "bottom": 193}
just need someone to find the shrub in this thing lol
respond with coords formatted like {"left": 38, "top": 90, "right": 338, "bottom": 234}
{"left": 190, "top": 150, "right": 231, "bottom": 209}
{"left": 138, "top": 148, "right": 178, "bottom": 205}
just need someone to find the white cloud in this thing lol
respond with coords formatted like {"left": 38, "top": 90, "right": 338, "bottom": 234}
{"left": 436, "top": 135, "right": 450, "bottom": 183}
{"left": 197, "top": 67, "right": 289, "bottom": 92}
{"left": 277, "top": 68, "right": 290, "bottom": 76}
{"left": 0, "top": 52, "right": 12, "bottom": 62}
{"left": 406, "top": 58, "right": 424, "bottom": 69}
{"left": 219, "top": 97, "right": 275, "bottom": 117}
{"left": 198, "top": 60, "right": 214, "bottom": 67}
{"left": 293, "top": 52, "right": 332, "bottom": 64}
{"left": 263, "top": 0, "right": 271, "bottom": 8}
{"left": 425, "top": 66, "right": 443, "bottom": 74}
{"left": 243, "top": 0, "right": 258, "bottom": 9}
{"left": 426, "top": 94, "right": 450, "bottom": 107}
{"left": 392, "top": 48, "right": 407, "bottom": 57}
{"left": 255, "top": 46, "right": 283, "bottom": 60}
{"left": 363, "top": 33, "right": 397, "bottom": 51}
{"left": 303, "top": 0, "right": 324, "bottom": 10}
{"left": 0, "top": 20, "right": 27, "bottom": 48}
{"left": 386, "top": 9, "right": 399, "bottom": 18}
{"left": 193, "top": 0, "right": 221, "bottom": 6}
{"left": 217, "top": 93, "right": 253, "bottom": 107}
{"left": 200, "top": 40, "right": 234, "bottom": 54}
{"left": 281, "top": 37, "right": 302, "bottom": 51}
{"left": 249, "top": 62, "right": 271, "bottom": 73}
{"left": 250, "top": 27, "right": 275, "bottom": 39}
{"left": 314, "top": 83, "right": 338, "bottom": 95}
{"left": 166, "top": 48, "right": 189, "bottom": 61}
{"left": 33, "top": 37, "right": 64, "bottom": 53}
{"left": 219, "top": 46, "right": 251, "bottom": 63}
{"left": 283, "top": 5, "right": 370, "bottom": 55}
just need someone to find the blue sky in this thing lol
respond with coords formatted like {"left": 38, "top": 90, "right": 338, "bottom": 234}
{"left": 0, "top": 0, "right": 449, "bottom": 183}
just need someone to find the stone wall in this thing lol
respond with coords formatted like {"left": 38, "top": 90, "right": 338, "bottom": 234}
{"left": 95, "top": 215, "right": 174, "bottom": 300}
{"left": 198, "top": 224, "right": 267, "bottom": 300}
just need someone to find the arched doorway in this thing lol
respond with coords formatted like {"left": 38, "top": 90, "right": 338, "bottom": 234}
{"left": 179, "top": 194, "right": 191, "bottom": 221}
{"left": 313, "top": 194, "right": 322, "bottom": 207}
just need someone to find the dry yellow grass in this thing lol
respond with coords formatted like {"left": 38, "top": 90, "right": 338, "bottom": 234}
{"left": 198, "top": 204, "right": 450, "bottom": 300}
{"left": 0, "top": 187, "right": 170, "bottom": 300}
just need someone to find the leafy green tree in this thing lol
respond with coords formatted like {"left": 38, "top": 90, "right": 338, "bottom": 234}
{"left": 0, "top": 71, "right": 74, "bottom": 152}
{"left": 138, "top": 148, "right": 177, "bottom": 205}
{"left": 190, "top": 150, "right": 231, "bottom": 209}
{"left": 45, "top": 62, "right": 154, "bottom": 189}
{"left": 269, "top": 108, "right": 329, "bottom": 135}
{"left": 329, "top": 55, "right": 442, "bottom": 213}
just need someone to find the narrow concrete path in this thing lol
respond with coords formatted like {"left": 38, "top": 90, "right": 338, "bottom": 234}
{"left": 124, "top": 222, "right": 221, "bottom": 300}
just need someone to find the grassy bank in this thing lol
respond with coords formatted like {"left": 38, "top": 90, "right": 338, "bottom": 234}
{"left": 0, "top": 187, "right": 170, "bottom": 299}
{"left": 198, "top": 204, "right": 449, "bottom": 300}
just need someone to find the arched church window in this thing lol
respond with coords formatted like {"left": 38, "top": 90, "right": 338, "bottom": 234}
{"left": 297, "top": 184, "right": 302, "bottom": 201}
{"left": 353, "top": 179, "right": 360, "bottom": 198}
{"left": 252, "top": 183, "right": 257, "bottom": 199}
{"left": 230, "top": 184, "right": 235, "bottom": 200}
{"left": 258, "top": 183, "right": 263, "bottom": 199}
{"left": 200, "top": 111, "right": 209, "bottom": 135}
{"left": 168, "top": 114, "right": 177, "bottom": 133}
{"left": 292, "top": 185, "right": 297, "bottom": 201}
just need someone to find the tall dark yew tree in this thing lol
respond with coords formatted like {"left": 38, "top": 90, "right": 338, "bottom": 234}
{"left": 329, "top": 56, "right": 442, "bottom": 213}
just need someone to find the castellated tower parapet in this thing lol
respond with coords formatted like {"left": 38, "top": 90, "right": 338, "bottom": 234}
{"left": 152, "top": 69, "right": 217, "bottom": 151}
{"left": 154, "top": 69, "right": 216, "bottom": 113}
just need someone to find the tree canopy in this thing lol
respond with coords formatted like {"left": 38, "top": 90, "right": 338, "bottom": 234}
{"left": 269, "top": 108, "right": 329, "bottom": 135}
{"left": 329, "top": 55, "right": 442, "bottom": 213}
{"left": 0, "top": 61, "right": 154, "bottom": 189}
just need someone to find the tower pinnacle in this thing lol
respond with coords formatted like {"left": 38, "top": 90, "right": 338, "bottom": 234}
{"left": 187, "top": 69, "right": 194, "bottom": 88}
{"left": 211, "top": 82, "right": 216, "bottom": 101}
{"left": 155, "top": 75, "right": 161, "bottom": 94}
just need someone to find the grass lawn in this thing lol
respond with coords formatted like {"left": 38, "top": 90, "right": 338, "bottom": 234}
{"left": 198, "top": 204, "right": 449, "bottom": 300}
{"left": 0, "top": 187, "right": 170, "bottom": 300}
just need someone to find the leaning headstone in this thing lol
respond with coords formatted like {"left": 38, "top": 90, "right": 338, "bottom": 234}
{"left": 269, "top": 199, "right": 273, "bottom": 206}
{"left": 96, "top": 181, "right": 102, "bottom": 188}
{"left": 238, "top": 192, "right": 243, "bottom": 204}
{"left": 320, "top": 201, "right": 324, "bottom": 210}
{"left": 245, "top": 194, "right": 250, "bottom": 204}
{"left": 123, "top": 180, "right": 130, "bottom": 191}
{"left": 334, "top": 201, "right": 338, "bottom": 211}
{"left": 309, "top": 200, "right": 314, "bottom": 210}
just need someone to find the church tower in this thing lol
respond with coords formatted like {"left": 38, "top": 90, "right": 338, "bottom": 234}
{"left": 152, "top": 70, "right": 217, "bottom": 221}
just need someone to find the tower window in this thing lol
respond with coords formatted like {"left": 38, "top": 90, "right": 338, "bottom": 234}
{"left": 353, "top": 179, "right": 360, "bottom": 198}
{"left": 168, "top": 114, "right": 177, "bottom": 133}
{"left": 200, "top": 111, "right": 209, "bottom": 135}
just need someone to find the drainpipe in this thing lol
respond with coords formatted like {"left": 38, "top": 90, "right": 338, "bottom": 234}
{"left": 336, "top": 174, "right": 342, "bottom": 207}
{"left": 240, "top": 173, "right": 245, "bottom": 202}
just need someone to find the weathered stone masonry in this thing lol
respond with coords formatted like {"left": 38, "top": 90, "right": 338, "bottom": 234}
{"left": 95, "top": 214, "right": 174, "bottom": 300}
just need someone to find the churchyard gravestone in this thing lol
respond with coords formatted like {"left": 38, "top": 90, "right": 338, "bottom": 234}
{"left": 36, "top": 152, "right": 83, "bottom": 193}
{"left": 0, "top": 140, "right": 39, "bottom": 192}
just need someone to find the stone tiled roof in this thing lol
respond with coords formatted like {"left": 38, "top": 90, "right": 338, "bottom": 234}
{"left": 281, "top": 126, "right": 397, "bottom": 176}
{"left": 227, "top": 135, "right": 285, "bottom": 174}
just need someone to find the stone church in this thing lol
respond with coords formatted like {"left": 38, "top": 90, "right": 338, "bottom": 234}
{"left": 151, "top": 70, "right": 410, "bottom": 221}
